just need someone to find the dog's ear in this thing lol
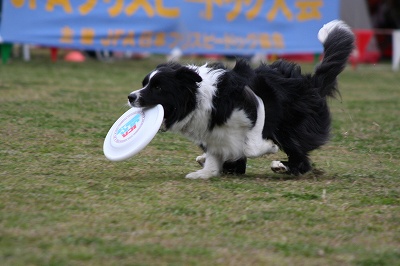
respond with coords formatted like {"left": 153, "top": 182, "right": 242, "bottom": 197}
{"left": 175, "top": 67, "right": 202, "bottom": 83}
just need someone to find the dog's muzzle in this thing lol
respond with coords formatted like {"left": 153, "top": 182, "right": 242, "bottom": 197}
{"left": 127, "top": 93, "right": 139, "bottom": 107}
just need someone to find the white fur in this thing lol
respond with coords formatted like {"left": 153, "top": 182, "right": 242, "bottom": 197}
{"left": 186, "top": 102, "right": 278, "bottom": 179}
{"left": 129, "top": 63, "right": 279, "bottom": 179}
{"left": 165, "top": 64, "right": 278, "bottom": 179}
{"left": 318, "top": 20, "right": 352, "bottom": 44}
{"left": 148, "top": 70, "right": 158, "bottom": 80}
{"left": 186, "top": 153, "right": 223, "bottom": 179}
{"left": 271, "top": 161, "right": 288, "bottom": 173}
{"left": 128, "top": 19, "right": 353, "bottom": 178}
{"left": 190, "top": 64, "right": 224, "bottom": 112}
{"left": 244, "top": 93, "right": 278, "bottom": 158}
{"left": 196, "top": 153, "right": 206, "bottom": 166}
{"left": 169, "top": 64, "right": 222, "bottom": 135}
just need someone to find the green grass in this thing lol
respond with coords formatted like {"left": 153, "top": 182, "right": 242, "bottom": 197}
{"left": 0, "top": 53, "right": 399, "bottom": 265}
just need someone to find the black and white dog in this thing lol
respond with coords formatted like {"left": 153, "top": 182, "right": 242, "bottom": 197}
{"left": 128, "top": 20, "right": 355, "bottom": 179}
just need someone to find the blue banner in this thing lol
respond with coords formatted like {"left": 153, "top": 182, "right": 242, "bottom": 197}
{"left": 0, "top": 0, "right": 339, "bottom": 55}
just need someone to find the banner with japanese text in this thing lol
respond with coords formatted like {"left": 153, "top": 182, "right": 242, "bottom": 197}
{"left": 0, "top": 0, "right": 339, "bottom": 55}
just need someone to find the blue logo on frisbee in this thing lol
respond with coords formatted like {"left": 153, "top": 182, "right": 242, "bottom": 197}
{"left": 113, "top": 111, "right": 144, "bottom": 143}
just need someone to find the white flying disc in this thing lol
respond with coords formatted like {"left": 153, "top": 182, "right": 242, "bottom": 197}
{"left": 103, "top": 105, "right": 164, "bottom": 161}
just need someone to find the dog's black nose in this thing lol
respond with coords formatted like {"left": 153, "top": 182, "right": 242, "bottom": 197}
{"left": 128, "top": 94, "right": 137, "bottom": 103}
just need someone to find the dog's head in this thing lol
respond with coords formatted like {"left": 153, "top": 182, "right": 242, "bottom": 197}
{"left": 128, "top": 62, "right": 202, "bottom": 129}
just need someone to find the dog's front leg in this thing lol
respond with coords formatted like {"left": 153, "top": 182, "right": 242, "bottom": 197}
{"left": 196, "top": 153, "right": 207, "bottom": 167}
{"left": 186, "top": 153, "right": 222, "bottom": 179}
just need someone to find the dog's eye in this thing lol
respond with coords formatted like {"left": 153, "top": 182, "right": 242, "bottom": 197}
{"left": 155, "top": 86, "right": 162, "bottom": 91}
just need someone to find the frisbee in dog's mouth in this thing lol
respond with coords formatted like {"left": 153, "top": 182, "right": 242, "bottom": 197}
{"left": 103, "top": 104, "right": 164, "bottom": 161}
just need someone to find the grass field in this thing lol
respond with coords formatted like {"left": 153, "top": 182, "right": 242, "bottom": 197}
{"left": 1, "top": 54, "right": 399, "bottom": 266}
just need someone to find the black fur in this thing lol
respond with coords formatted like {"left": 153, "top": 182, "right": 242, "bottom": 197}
{"left": 250, "top": 25, "right": 355, "bottom": 175}
{"left": 128, "top": 21, "right": 355, "bottom": 177}
{"left": 210, "top": 60, "right": 258, "bottom": 129}
{"left": 131, "top": 63, "right": 202, "bottom": 129}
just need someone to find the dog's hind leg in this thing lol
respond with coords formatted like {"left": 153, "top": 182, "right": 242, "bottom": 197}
{"left": 287, "top": 154, "right": 312, "bottom": 175}
{"left": 245, "top": 138, "right": 278, "bottom": 158}
{"left": 271, "top": 154, "right": 312, "bottom": 175}
{"left": 186, "top": 153, "right": 223, "bottom": 179}
{"left": 244, "top": 97, "right": 279, "bottom": 158}
{"left": 223, "top": 157, "right": 247, "bottom": 175}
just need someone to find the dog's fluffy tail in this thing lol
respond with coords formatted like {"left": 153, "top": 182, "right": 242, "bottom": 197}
{"left": 313, "top": 20, "right": 355, "bottom": 97}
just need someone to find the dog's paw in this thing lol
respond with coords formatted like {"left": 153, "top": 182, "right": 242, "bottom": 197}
{"left": 271, "top": 161, "right": 288, "bottom": 173}
{"left": 196, "top": 154, "right": 206, "bottom": 167}
{"left": 267, "top": 140, "right": 279, "bottom": 154}
{"left": 185, "top": 170, "right": 218, "bottom": 180}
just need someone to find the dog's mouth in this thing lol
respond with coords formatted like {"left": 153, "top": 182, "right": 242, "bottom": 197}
{"left": 127, "top": 92, "right": 158, "bottom": 109}
{"left": 127, "top": 94, "right": 164, "bottom": 114}
{"left": 127, "top": 101, "right": 139, "bottom": 108}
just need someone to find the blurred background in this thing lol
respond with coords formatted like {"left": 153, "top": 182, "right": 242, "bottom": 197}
{"left": 0, "top": 0, "right": 399, "bottom": 68}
